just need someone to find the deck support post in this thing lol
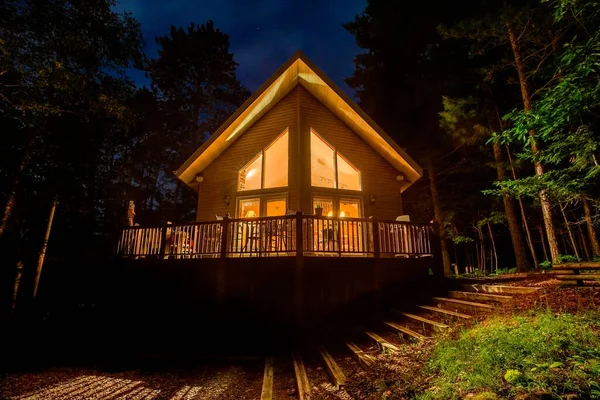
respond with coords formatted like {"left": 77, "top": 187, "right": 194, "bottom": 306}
{"left": 294, "top": 211, "right": 305, "bottom": 335}
{"left": 217, "top": 216, "right": 229, "bottom": 311}
{"left": 371, "top": 217, "right": 382, "bottom": 313}
{"left": 430, "top": 222, "right": 446, "bottom": 293}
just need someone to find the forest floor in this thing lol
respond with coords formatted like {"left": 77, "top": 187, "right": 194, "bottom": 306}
{"left": 1, "top": 276, "right": 599, "bottom": 400}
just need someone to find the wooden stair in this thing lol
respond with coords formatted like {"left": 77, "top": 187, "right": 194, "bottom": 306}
{"left": 345, "top": 341, "right": 376, "bottom": 369}
{"left": 417, "top": 305, "right": 472, "bottom": 320}
{"left": 292, "top": 353, "right": 312, "bottom": 400}
{"left": 384, "top": 321, "right": 429, "bottom": 340}
{"left": 364, "top": 331, "right": 400, "bottom": 353}
{"left": 318, "top": 347, "right": 346, "bottom": 389}
{"left": 460, "top": 284, "right": 541, "bottom": 294}
{"left": 391, "top": 310, "right": 450, "bottom": 333}
{"left": 432, "top": 296, "right": 494, "bottom": 312}
{"left": 448, "top": 290, "right": 513, "bottom": 303}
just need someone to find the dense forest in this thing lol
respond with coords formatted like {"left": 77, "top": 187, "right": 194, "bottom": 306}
{"left": 1, "top": 0, "right": 599, "bottom": 311}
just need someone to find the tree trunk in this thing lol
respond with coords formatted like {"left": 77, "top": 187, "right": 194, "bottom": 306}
{"left": 0, "top": 136, "right": 34, "bottom": 238}
{"left": 560, "top": 203, "right": 580, "bottom": 258}
{"left": 505, "top": 145, "right": 539, "bottom": 269}
{"left": 582, "top": 198, "right": 600, "bottom": 257}
{"left": 493, "top": 142, "right": 531, "bottom": 271}
{"left": 577, "top": 221, "right": 591, "bottom": 260}
{"left": 538, "top": 224, "right": 549, "bottom": 261}
{"left": 506, "top": 14, "right": 560, "bottom": 263}
{"left": 487, "top": 222, "right": 499, "bottom": 273}
{"left": 427, "top": 158, "right": 452, "bottom": 275}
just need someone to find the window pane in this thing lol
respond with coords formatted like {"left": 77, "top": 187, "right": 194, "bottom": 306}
{"left": 337, "top": 154, "right": 361, "bottom": 191}
{"left": 311, "top": 130, "right": 336, "bottom": 188}
{"left": 264, "top": 131, "right": 288, "bottom": 188}
{"left": 339, "top": 199, "right": 360, "bottom": 218}
{"left": 313, "top": 197, "right": 334, "bottom": 216}
{"left": 239, "top": 198, "right": 260, "bottom": 218}
{"left": 238, "top": 154, "right": 262, "bottom": 191}
{"left": 266, "top": 198, "right": 287, "bottom": 216}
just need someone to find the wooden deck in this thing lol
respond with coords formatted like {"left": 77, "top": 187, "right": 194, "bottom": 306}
{"left": 114, "top": 213, "right": 434, "bottom": 260}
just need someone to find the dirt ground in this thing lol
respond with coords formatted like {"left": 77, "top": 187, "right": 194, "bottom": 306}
{"left": 2, "top": 277, "right": 598, "bottom": 400}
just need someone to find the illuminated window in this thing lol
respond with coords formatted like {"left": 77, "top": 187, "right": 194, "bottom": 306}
{"left": 238, "top": 129, "right": 288, "bottom": 191}
{"left": 310, "top": 129, "right": 361, "bottom": 190}
{"left": 264, "top": 131, "right": 288, "bottom": 188}
{"left": 239, "top": 198, "right": 260, "bottom": 218}
{"left": 266, "top": 198, "right": 287, "bottom": 216}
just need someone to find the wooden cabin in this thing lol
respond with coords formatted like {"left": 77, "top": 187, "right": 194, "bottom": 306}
{"left": 176, "top": 51, "right": 422, "bottom": 224}
{"left": 111, "top": 52, "right": 443, "bottom": 338}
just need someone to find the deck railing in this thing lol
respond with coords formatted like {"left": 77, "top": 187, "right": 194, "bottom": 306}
{"left": 114, "top": 213, "right": 434, "bottom": 259}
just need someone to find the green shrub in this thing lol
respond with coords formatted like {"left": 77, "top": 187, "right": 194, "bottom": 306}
{"left": 419, "top": 312, "right": 600, "bottom": 399}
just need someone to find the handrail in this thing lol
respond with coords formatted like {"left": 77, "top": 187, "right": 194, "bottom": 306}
{"left": 114, "top": 214, "right": 434, "bottom": 259}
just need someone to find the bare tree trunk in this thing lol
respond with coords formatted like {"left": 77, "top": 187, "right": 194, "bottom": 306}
{"left": 11, "top": 261, "right": 23, "bottom": 312}
{"left": 33, "top": 199, "right": 59, "bottom": 299}
{"left": 538, "top": 224, "right": 549, "bottom": 261}
{"left": 427, "top": 158, "right": 452, "bottom": 275}
{"left": 560, "top": 203, "right": 580, "bottom": 258}
{"left": 506, "top": 15, "right": 560, "bottom": 263}
{"left": 0, "top": 136, "right": 34, "bottom": 238}
{"left": 487, "top": 222, "right": 499, "bottom": 273}
{"left": 505, "top": 145, "right": 539, "bottom": 269}
{"left": 577, "top": 222, "right": 591, "bottom": 260}
{"left": 493, "top": 142, "right": 531, "bottom": 271}
{"left": 582, "top": 198, "right": 600, "bottom": 257}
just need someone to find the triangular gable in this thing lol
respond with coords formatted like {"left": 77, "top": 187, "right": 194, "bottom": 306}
{"left": 175, "top": 51, "right": 423, "bottom": 189}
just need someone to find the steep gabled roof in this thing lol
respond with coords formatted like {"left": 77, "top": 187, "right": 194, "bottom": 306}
{"left": 175, "top": 51, "right": 423, "bottom": 190}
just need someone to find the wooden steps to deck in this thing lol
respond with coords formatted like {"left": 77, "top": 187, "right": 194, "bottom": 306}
{"left": 364, "top": 331, "right": 400, "bottom": 353}
{"left": 260, "top": 356, "right": 274, "bottom": 400}
{"left": 345, "top": 341, "right": 376, "bottom": 369}
{"left": 391, "top": 310, "right": 450, "bottom": 333}
{"left": 417, "top": 305, "right": 472, "bottom": 320}
{"left": 556, "top": 274, "right": 600, "bottom": 280}
{"left": 384, "top": 321, "right": 429, "bottom": 340}
{"left": 318, "top": 347, "right": 346, "bottom": 389}
{"left": 292, "top": 353, "right": 312, "bottom": 400}
{"left": 432, "top": 296, "right": 494, "bottom": 312}
{"left": 460, "top": 284, "right": 541, "bottom": 295}
{"left": 448, "top": 290, "right": 513, "bottom": 303}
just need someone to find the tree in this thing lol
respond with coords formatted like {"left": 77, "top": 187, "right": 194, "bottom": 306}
{"left": 148, "top": 21, "right": 250, "bottom": 220}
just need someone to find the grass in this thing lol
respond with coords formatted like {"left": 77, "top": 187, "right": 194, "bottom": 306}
{"left": 418, "top": 311, "right": 600, "bottom": 399}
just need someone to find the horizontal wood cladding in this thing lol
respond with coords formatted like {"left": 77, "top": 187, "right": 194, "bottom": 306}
{"left": 298, "top": 86, "right": 402, "bottom": 220}
{"left": 197, "top": 87, "right": 299, "bottom": 221}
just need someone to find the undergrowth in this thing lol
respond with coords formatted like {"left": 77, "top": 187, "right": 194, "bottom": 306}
{"left": 418, "top": 311, "right": 600, "bottom": 399}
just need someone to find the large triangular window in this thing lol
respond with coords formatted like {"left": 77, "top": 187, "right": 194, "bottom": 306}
{"left": 238, "top": 129, "right": 289, "bottom": 191}
{"left": 310, "top": 129, "right": 361, "bottom": 191}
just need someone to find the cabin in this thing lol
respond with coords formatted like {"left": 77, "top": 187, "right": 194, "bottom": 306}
{"left": 112, "top": 52, "right": 444, "bottom": 340}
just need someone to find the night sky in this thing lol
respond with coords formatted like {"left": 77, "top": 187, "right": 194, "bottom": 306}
{"left": 116, "top": 0, "right": 366, "bottom": 96}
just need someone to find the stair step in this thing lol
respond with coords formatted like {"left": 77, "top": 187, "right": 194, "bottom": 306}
{"left": 292, "top": 353, "right": 311, "bottom": 400}
{"left": 318, "top": 347, "right": 346, "bottom": 389}
{"left": 364, "top": 331, "right": 400, "bottom": 353}
{"left": 556, "top": 274, "right": 600, "bottom": 280}
{"left": 460, "top": 284, "right": 541, "bottom": 294}
{"left": 345, "top": 341, "right": 375, "bottom": 369}
{"left": 417, "top": 305, "right": 473, "bottom": 320}
{"left": 432, "top": 297, "right": 494, "bottom": 312}
{"left": 384, "top": 321, "right": 429, "bottom": 340}
{"left": 391, "top": 310, "right": 450, "bottom": 332}
{"left": 448, "top": 291, "right": 513, "bottom": 303}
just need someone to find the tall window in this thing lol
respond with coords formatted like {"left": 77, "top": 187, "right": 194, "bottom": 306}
{"left": 310, "top": 129, "right": 361, "bottom": 190}
{"left": 238, "top": 129, "right": 288, "bottom": 191}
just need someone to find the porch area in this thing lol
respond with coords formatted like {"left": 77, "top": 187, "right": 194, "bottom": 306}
{"left": 114, "top": 213, "right": 434, "bottom": 259}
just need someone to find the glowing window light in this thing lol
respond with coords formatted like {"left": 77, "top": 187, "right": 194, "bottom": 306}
{"left": 327, "top": 211, "right": 333, "bottom": 217}
{"left": 340, "top": 211, "right": 346, "bottom": 217}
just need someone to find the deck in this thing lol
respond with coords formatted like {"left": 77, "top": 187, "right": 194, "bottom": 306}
{"left": 114, "top": 213, "right": 434, "bottom": 259}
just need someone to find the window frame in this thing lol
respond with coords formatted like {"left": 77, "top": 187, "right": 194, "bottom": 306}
{"left": 310, "top": 128, "right": 362, "bottom": 191}
{"left": 237, "top": 128, "right": 289, "bottom": 192}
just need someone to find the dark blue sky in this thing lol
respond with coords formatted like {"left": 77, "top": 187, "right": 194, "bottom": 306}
{"left": 115, "top": 0, "right": 366, "bottom": 97}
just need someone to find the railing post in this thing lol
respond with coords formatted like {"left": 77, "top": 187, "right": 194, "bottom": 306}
{"left": 294, "top": 211, "right": 304, "bottom": 334}
{"left": 159, "top": 224, "right": 168, "bottom": 259}
{"left": 295, "top": 211, "right": 303, "bottom": 258}
{"left": 372, "top": 217, "right": 380, "bottom": 259}
{"left": 220, "top": 216, "right": 229, "bottom": 259}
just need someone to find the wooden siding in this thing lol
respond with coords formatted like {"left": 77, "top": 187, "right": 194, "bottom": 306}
{"left": 197, "top": 87, "right": 299, "bottom": 221}
{"left": 298, "top": 86, "right": 403, "bottom": 220}
{"left": 196, "top": 85, "right": 403, "bottom": 221}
